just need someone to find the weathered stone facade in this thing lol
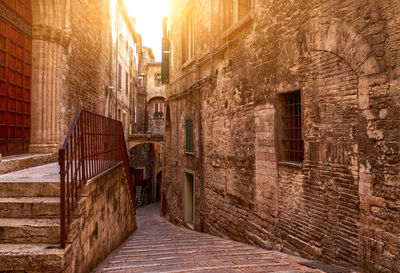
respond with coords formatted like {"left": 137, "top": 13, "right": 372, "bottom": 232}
{"left": 163, "top": 1, "right": 400, "bottom": 272}
{"left": 147, "top": 63, "right": 166, "bottom": 135}
{"left": 65, "top": 163, "right": 136, "bottom": 273}
{"left": 29, "top": 0, "right": 114, "bottom": 153}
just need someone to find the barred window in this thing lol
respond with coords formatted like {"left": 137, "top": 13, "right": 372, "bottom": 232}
{"left": 279, "top": 91, "right": 304, "bottom": 162}
{"left": 185, "top": 118, "right": 194, "bottom": 154}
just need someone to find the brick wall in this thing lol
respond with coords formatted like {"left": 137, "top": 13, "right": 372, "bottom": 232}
{"left": 164, "top": 0, "right": 400, "bottom": 272}
{"left": 61, "top": 0, "right": 112, "bottom": 140}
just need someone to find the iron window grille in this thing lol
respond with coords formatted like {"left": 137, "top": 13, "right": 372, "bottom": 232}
{"left": 279, "top": 91, "right": 304, "bottom": 163}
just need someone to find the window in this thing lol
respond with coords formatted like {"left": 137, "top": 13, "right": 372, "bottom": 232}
{"left": 118, "top": 63, "right": 122, "bottom": 91}
{"left": 221, "top": 0, "right": 250, "bottom": 31}
{"left": 138, "top": 77, "right": 143, "bottom": 87}
{"left": 185, "top": 118, "right": 194, "bottom": 153}
{"left": 125, "top": 71, "right": 129, "bottom": 94}
{"left": 182, "top": 9, "right": 194, "bottom": 63}
{"left": 154, "top": 72, "right": 162, "bottom": 85}
{"left": 154, "top": 103, "right": 164, "bottom": 113}
{"left": 118, "top": 109, "right": 121, "bottom": 121}
{"left": 154, "top": 103, "right": 164, "bottom": 119}
{"left": 279, "top": 91, "right": 304, "bottom": 163}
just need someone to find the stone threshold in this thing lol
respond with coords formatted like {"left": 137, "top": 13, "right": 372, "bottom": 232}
{"left": 0, "top": 153, "right": 58, "bottom": 175}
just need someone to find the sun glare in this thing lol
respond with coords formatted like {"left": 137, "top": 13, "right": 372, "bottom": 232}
{"left": 124, "top": 0, "right": 169, "bottom": 61}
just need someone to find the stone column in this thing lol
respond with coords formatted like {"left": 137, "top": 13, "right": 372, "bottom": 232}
{"left": 29, "top": 0, "right": 71, "bottom": 154}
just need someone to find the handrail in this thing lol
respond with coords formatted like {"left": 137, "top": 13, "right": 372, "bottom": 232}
{"left": 59, "top": 110, "right": 136, "bottom": 248}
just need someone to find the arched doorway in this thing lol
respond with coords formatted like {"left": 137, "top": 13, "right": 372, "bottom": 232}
{"left": 129, "top": 142, "right": 164, "bottom": 207}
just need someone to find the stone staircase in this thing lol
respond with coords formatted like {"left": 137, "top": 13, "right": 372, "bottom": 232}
{"left": 136, "top": 185, "right": 143, "bottom": 207}
{"left": 0, "top": 163, "right": 71, "bottom": 272}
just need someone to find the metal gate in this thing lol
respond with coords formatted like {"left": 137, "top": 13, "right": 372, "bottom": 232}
{"left": 0, "top": 0, "right": 32, "bottom": 156}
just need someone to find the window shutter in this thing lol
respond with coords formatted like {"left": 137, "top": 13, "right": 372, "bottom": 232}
{"left": 185, "top": 119, "right": 193, "bottom": 153}
{"left": 155, "top": 103, "right": 158, "bottom": 113}
{"left": 161, "top": 37, "right": 169, "bottom": 84}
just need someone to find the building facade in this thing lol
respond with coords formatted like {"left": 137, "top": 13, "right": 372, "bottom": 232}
{"left": 130, "top": 48, "right": 165, "bottom": 206}
{"left": 107, "top": 3, "right": 139, "bottom": 140}
{"left": 0, "top": 0, "right": 115, "bottom": 156}
{"left": 147, "top": 62, "right": 166, "bottom": 135}
{"left": 162, "top": 1, "right": 400, "bottom": 272}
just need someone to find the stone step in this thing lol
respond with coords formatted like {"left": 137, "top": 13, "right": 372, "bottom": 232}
{"left": 0, "top": 181, "right": 60, "bottom": 197}
{"left": 0, "top": 153, "right": 57, "bottom": 175}
{"left": 0, "top": 243, "right": 70, "bottom": 273}
{"left": 0, "top": 218, "right": 60, "bottom": 244}
{"left": 0, "top": 197, "right": 60, "bottom": 219}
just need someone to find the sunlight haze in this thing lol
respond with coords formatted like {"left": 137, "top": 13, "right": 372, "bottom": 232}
{"left": 125, "top": 0, "right": 169, "bottom": 61}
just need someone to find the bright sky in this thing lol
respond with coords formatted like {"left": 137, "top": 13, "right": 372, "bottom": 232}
{"left": 125, "top": 0, "right": 169, "bottom": 61}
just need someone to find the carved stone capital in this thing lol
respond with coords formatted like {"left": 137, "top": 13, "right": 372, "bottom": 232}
{"left": 32, "top": 25, "right": 72, "bottom": 47}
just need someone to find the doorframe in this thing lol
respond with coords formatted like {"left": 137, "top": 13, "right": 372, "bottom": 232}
{"left": 184, "top": 169, "right": 195, "bottom": 229}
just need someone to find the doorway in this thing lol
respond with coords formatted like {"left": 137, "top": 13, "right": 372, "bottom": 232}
{"left": 0, "top": 3, "right": 32, "bottom": 156}
{"left": 156, "top": 171, "right": 162, "bottom": 202}
{"left": 184, "top": 171, "right": 195, "bottom": 227}
{"left": 134, "top": 169, "right": 144, "bottom": 185}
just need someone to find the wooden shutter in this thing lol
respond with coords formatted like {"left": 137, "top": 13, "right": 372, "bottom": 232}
{"left": 161, "top": 37, "right": 169, "bottom": 84}
{"left": 185, "top": 118, "right": 193, "bottom": 153}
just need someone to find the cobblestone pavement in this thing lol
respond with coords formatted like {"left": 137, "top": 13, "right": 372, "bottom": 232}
{"left": 94, "top": 203, "right": 325, "bottom": 273}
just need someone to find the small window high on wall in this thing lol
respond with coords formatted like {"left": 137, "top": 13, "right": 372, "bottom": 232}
{"left": 182, "top": 8, "right": 194, "bottom": 63}
{"left": 278, "top": 91, "right": 304, "bottom": 163}
{"left": 185, "top": 118, "right": 194, "bottom": 154}
{"left": 221, "top": 0, "right": 250, "bottom": 31}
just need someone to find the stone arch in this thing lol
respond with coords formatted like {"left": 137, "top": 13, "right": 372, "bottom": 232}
{"left": 279, "top": 18, "right": 380, "bottom": 78}
{"left": 273, "top": 17, "right": 387, "bottom": 266}
{"left": 147, "top": 95, "right": 166, "bottom": 104}
{"left": 278, "top": 17, "right": 382, "bottom": 137}
{"left": 128, "top": 140, "right": 164, "bottom": 150}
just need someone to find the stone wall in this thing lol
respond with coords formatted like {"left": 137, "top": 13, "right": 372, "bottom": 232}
{"left": 29, "top": 0, "right": 113, "bottom": 153}
{"left": 65, "top": 163, "right": 136, "bottom": 273}
{"left": 62, "top": 0, "right": 113, "bottom": 140}
{"left": 163, "top": 0, "right": 400, "bottom": 272}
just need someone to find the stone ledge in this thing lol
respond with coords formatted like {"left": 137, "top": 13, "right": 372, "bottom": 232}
{"left": 0, "top": 153, "right": 58, "bottom": 175}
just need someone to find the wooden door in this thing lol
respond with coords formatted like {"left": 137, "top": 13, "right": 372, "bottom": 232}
{"left": 0, "top": 0, "right": 32, "bottom": 156}
{"left": 135, "top": 169, "right": 143, "bottom": 186}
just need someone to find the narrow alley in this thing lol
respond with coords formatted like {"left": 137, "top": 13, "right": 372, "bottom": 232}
{"left": 94, "top": 204, "right": 334, "bottom": 273}
{"left": 0, "top": 0, "right": 399, "bottom": 272}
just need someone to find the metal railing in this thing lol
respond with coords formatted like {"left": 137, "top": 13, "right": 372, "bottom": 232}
{"left": 59, "top": 109, "right": 136, "bottom": 248}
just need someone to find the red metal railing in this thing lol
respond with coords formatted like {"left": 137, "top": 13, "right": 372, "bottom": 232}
{"left": 59, "top": 109, "right": 136, "bottom": 248}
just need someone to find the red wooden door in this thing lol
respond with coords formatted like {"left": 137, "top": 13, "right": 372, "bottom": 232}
{"left": 135, "top": 170, "right": 143, "bottom": 186}
{"left": 0, "top": 0, "right": 32, "bottom": 156}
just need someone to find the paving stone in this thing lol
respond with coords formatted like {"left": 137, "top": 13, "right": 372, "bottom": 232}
{"left": 94, "top": 204, "right": 327, "bottom": 273}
